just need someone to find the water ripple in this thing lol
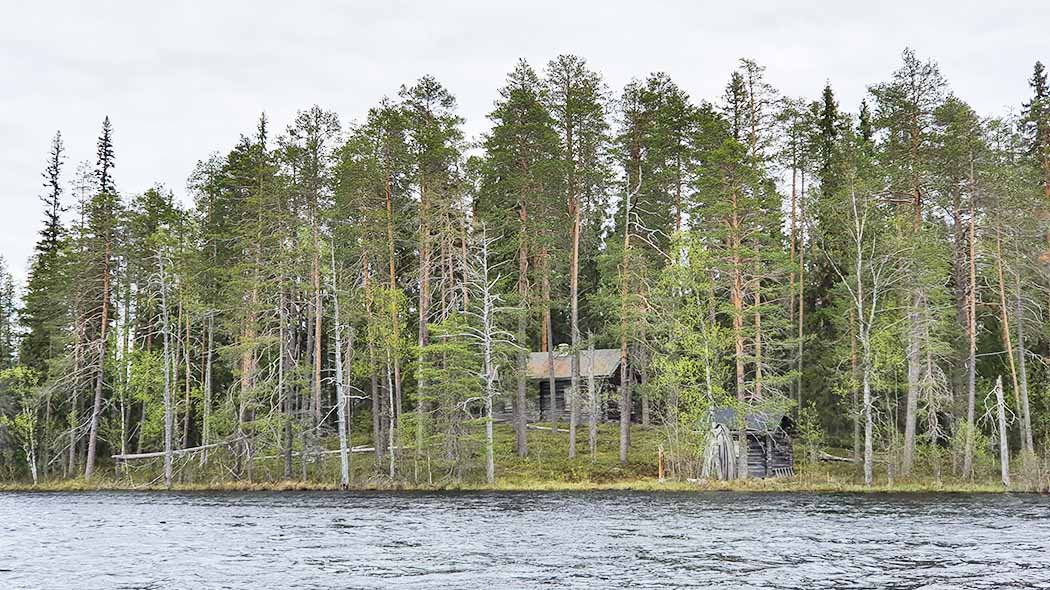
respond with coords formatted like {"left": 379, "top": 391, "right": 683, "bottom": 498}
{"left": 1, "top": 491, "right": 1049, "bottom": 589}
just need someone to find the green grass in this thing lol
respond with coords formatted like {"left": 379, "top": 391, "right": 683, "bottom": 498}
{"left": 0, "top": 424, "right": 1035, "bottom": 493}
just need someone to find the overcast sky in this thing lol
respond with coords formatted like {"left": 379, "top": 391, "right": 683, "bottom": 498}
{"left": 2, "top": 0, "right": 1047, "bottom": 282}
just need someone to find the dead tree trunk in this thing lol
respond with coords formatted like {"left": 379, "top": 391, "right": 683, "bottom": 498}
{"left": 84, "top": 235, "right": 111, "bottom": 480}
{"left": 331, "top": 246, "right": 350, "bottom": 490}
{"left": 994, "top": 227, "right": 1026, "bottom": 449}
{"left": 619, "top": 165, "right": 640, "bottom": 465}
{"left": 994, "top": 375, "right": 1010, "bottom": 488}
{"left": 1014, "top": 274, "right": 1035, "bottom": 455}
{"left": 202, "top": 312, "right": 213, "bottom": 465}
{"left": 363, "top": 262, "right": 384, "bottom": 466}
{"left": 182, "top": 308, "right": 192, "bottom": 449}
{"left": 159, "top": 252, "right": 174, "bottom": 489}
{"left": 384, "top": 173, "right": 403, "bottom": 434}
{"left": 280, "top": 292, "right": 292, "bottom": 480}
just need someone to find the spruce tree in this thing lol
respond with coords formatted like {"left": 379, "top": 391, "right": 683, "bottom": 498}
{"left": 96, "top": 116, "right": 115, "bottom": 194}
{"left": 84, "top": 117, "right": 122, "bottom": 480}
{"left": 0, "top": 257, "right": 16, "bottom": 369}
{"left": 1021, "top": 62, "right": 1050, "bottom": 198}
{"left": 21, "top": 132, "right": 67, "bottom": 376}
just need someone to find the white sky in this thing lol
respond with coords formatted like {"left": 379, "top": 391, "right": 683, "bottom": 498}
{"left": 2, "top": 0, "right": 1047, "bottom": 283}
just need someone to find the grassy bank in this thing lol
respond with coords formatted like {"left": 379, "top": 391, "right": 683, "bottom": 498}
{"left": 0, "top": 424, "right": 1030, "bottom": 494}
{"left": 0, "top": 476, "right": 1016, "bottom": 494}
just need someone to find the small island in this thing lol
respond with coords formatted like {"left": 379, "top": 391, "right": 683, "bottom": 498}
{"left": 2, "top": 51, "right": 1049, "bottom": 497}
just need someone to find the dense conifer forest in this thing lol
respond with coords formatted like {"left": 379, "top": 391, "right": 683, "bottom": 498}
{"left": 2, "top": 49, "right": 1050, "bottom": 489}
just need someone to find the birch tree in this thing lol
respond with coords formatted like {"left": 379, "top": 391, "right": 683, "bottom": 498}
{"left": 821, "top": 123, "right": 906, "bottom": 486}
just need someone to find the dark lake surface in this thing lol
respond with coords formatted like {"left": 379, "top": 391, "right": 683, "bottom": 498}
{"left": 1, "top": 490, "right": 1049, "bottom": 589}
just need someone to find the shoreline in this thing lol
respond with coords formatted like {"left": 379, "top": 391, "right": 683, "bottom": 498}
{"left": 0, "top": 477, "right": 1021, "bottom": 494}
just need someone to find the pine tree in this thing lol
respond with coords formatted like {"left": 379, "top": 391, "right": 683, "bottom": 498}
{"left": 334, "top": 101, "right": 412, "bottom": 470}
{"left": 932, "top": 97, "right": 985, "bottom": 469}
{"left": 400, "top": 76, "right": 464, "bottom": 478}
{"left": 544, "top": 54, "right": 609, "bottom": 455}
{"left": 691, "top": 62, "right": 789, "bottom": 476}
{"left": 479, "top": 59, "right": 563, "bottom": 457}
{"left": 282, "top": 106, "right": 340, "bottom": 432}
{"left": 870, "top": 48, "right": 948, "bottom": 475}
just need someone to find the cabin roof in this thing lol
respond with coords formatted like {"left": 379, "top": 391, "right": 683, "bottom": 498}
{"left": 711, "top": 407, "right": 793, "bottom": 434}
{"left": 526, "top": 348, "right": 622, "bottom": 380}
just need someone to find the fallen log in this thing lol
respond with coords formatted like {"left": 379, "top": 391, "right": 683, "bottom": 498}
{"left": 112, "top": 438, "right": 239, "bottom": 461}
{"left": 527, "top": 424, "right": 569, "bottom": 433}
{"left": 251, "top": 446, "right": 406, "bottom": 461}
{"left": 818, "top": 451, "right": 856, "bottom": 463}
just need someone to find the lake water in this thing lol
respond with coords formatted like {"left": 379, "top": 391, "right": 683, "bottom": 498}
{"left": 1, "top": 491, "right": 1048, "bottom": 589}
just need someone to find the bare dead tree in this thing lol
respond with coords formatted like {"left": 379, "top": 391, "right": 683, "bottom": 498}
{"left": 330, "top": 242, "right": 350, "bottom": 489}
{"left": 157, "top": 249, "right": 174, "bottom": 489}
{"left": 462, "top": 225, "right": 518, "bottom": 483}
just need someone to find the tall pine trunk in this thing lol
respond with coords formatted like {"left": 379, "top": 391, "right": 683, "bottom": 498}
{"left": 384, "top": 173, "right": 403, "bottom": 432}
{"left": 569, "top": 190, "right": 581, "bottom": 459}
{"left": 514, "top": 199, "right": 529, "bottom": 458}
{"left": 963, "top": 197, "right": 977, "bottom": 477}
{"left": 543, "top": 250, "right": 558, "bottom": 431}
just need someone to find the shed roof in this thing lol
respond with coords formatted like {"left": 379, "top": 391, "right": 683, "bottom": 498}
{"left": 526, "top": 348, "right": 621, "bottom": 380}
{"left": 711, "top": 407, "right": 793, "bottom": 433}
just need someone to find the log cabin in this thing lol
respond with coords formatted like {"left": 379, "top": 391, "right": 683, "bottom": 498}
{"left": 495, "top": 344, "right": 640, "bottom": 423}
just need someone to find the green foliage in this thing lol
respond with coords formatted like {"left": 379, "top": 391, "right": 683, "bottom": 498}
{"left": 0, "top": 366, "right": 41, "bottom": 479}
{"left": 416, "top": 315, "right": 481, "bottom": 479}
{"left": 796, "top": 402, "right": 825, "bottom": 467}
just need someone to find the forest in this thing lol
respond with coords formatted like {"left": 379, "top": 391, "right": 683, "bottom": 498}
{"left": 1, "top": 48, "right": 1049, "bottom": 491}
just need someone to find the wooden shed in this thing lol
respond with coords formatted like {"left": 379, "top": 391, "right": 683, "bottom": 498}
{"left": 702, "top": 407, "right": 795, "bottom": 480}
